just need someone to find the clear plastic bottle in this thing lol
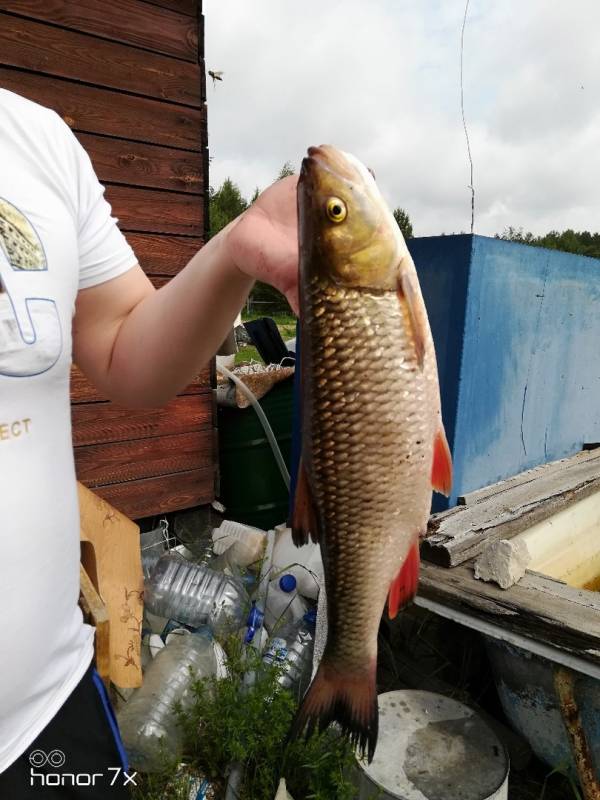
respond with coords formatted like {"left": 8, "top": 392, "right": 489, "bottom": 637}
{"left": 144, "top": 552, "right": 247, "bottom": 634}
{"left": 263, "top": 608, "right": 317, "bottom": 699}
{"left": 117, "top": 634, "right": 217, "bottom": 771}
{"left": 264, "top": 574, "right": 308, "bottom": 633}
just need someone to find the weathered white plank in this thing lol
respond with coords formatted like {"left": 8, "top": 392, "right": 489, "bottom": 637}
{"left": 423, "top": 448, "right": 600, "bottom": 566}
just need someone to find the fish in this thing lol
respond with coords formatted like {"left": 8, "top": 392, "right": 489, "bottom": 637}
{"left": 290, "top": 144, "right": 452, "bottom": 762}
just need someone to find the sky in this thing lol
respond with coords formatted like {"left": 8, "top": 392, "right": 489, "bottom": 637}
{"left": 203, "top": 0, "right": 600, "bottom": 238}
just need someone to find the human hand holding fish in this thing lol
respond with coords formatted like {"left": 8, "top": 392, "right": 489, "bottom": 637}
{"left": 226, "top": 174, "right": 300, "bottom": 314}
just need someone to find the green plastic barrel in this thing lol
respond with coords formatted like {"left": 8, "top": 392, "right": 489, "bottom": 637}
{"left": 217, "top": 378, "right": 293, "bottom": 530}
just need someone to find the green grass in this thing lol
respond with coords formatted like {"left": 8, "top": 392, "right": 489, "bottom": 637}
{"left": 236, "top": 312, "right": 297, "bottom": 365}
{"left": 234, "top": 345, "right": 260, "bottom": 365}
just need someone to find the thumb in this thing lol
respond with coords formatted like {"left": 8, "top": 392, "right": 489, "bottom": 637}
{"left": 286, "top": 286, "right": 300, "bottom": 317}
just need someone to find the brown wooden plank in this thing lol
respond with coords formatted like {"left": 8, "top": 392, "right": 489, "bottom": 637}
{"left": 0, "top": 69, "right": 205, "bottom": 149}
{"left": 79, "top": 564, "right": 110, "bottom": 687}
{"left": 419, "top": 561, "right": 600, "bottom": 665}
{"left": 92, "top": 468, "right": 215, "bottom": 519}
{"left": 72, "top": 395, "right": 213, "bottom": 445}
{"left": 70, "top": 364, "right": 212, "bottom": 403}
{"left": 125, "top": 233, "right": 202, "bottom": 275}
{"left": 197, "top": 8, "right": 204, "bottom": 61}
{"left": 74, "top": 429, "right": 214, "bottom": 484}
{"left": 150, "top": 276, "right": 171, "bottom": 290}
{"left": 107, "top": 186, "right": 202, "bottom": 235}
{"left": 2, "top": 0, "right": 198, "bottom": 60}
{"left": 0, "top": 13, "right": 201, "bottom": 106}
{"left": 141, "top": 0, "right": 197, "bottom": 17}
{"left": 77, "top": 134, "right": 203, "bottom": 194}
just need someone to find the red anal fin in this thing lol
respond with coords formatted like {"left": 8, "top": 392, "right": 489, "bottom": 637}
{"left": 397, "top": 272, "right": 426, "bottom": 369}
{"left": 292, "top": 456, "right": 320, "bottom": 547}
{"left": 388, "top": 541, "right": 420, "bottom": 619}
{"left": 431, "top": 425, "right": 453, "bottom": 496}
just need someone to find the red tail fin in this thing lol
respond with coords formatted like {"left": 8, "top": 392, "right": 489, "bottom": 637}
{"left": 289, "top": 657, "right": 378, "bottom": 763}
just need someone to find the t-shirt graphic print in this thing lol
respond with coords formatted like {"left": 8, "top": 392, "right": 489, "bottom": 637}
{"left": 0, "top": 198, "right": 62, "bottom": 377}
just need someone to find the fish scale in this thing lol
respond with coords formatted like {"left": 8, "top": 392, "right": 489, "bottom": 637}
{"left": 304, "top": 279, "right": 436, "bottom": 670}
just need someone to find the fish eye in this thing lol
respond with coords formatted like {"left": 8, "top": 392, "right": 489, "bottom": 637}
{"left": 325, "top": 197, "right": 347, "bottom": 223}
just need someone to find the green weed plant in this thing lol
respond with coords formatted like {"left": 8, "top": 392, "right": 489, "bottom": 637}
{"left": 131, "top": 634, "right": 358, "bottom": 799}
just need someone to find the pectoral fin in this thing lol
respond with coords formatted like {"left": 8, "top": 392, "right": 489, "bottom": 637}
{"left": 397, "top": 272, "right": 426, "bottom": 369}
{"left": 292, "top": 456, "right": 320, "bottom": 546}
{"left": 431, "top": 425, "right": 453, "bottom": 496}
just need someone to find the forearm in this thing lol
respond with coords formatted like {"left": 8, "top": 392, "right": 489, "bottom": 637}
{"left": 108, "top": 225, "right": 253, "bottom": 407}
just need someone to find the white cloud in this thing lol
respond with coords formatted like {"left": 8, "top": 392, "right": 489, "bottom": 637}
{"left": 204, "top": 0, "right": 600, "bottom": 237}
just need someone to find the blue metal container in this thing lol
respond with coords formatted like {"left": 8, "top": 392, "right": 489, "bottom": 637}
{"left": 485, "top": 637, "right": 600, "bottom": 778}
{"left": 409, "top": 235, "right": 600, "bottom": 510}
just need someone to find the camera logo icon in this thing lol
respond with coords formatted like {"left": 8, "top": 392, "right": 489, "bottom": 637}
{"left": 28, "top": 749, "right": 66, "bottom": 768}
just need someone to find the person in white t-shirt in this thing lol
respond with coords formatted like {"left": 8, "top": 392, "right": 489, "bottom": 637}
{"left": 0, "top": 88, "right": 299, "bottom": 797}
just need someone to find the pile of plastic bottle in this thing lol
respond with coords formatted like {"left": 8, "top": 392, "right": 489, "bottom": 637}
{"left": 116, "top": 516, "right": 325, "bottom": 783}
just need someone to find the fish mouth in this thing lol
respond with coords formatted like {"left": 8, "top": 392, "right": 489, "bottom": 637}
{"left": 301, "top": 144, "right": 357, "bottom": 184}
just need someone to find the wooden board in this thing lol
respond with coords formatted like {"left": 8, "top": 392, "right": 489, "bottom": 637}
{"left": 0, "top": 13, "right": 201, "bottom": 106}
{"left": 79, "top": 563, "right": 110, "bottom": 687}
{"left": 106, "top": 185, "right": 202, "bottom": 235}
{"left": 72, "top": 395, "right": 213, "bottom": 445}
{"left": 150, "top": 276, "right": 172, "bottom": 290}
{"left": 0, "top": 69, "right": 205, "bottom": 150}
{"left": 124, "top": 233, "right": 203, "bottom": 276}
{"left": 2, "top": 0, "right": 198, "bottom": 60}
{"left": 78, "top": 483, "right": 143, "bottom": 688}
{"left": 70, "top": 363, "right": 212, "bottom": 403}
{"left": 78, "top": 134, "right": 203, "bottom": 194}
{"left": 422, "top": 449, "right": 600, "bottom": 567}
{"left": 197, "top": 7, "right": 205, "bottom": 60}
{"left": 419, "top": 560, "right": 600, "bottom": 667}
{"left": 75, "top": 429, "right": 214, "bottom": 484}
{"left": 93, "top": 467, "right": 215, "bottom": 518}
{"left": 142, "top": 0, "right": 197, "bottom": 16}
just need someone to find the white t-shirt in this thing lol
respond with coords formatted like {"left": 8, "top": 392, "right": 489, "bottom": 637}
{"left": 0, "top": 89, "right": 138, "bottom": 772}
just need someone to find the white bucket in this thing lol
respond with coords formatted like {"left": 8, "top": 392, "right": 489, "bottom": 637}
{"left": 356, "top": 691, "right": 509, "bottom": 800}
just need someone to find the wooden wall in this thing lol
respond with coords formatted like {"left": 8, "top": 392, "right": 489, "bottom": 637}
{"left": 0, "top": 0, "right": 215, "bottom": 519}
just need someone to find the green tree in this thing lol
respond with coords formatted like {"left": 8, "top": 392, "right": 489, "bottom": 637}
{"left": 497, "top": 227, "right": 600, "bottom": 260}
{"left": 277, "top": 161, "right": 295, "bottom": 180}
{"left": 393, "top": 208, "right": 414, "bottom": 240}
{"left": 208, "top": 178, "right": 248, "bottom": 239}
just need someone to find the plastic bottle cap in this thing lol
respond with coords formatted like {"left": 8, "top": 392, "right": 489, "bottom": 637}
{"left": 279, "top": 574, "right": 297, "bottom": 593}
{"left": 246, "top": 601, "right": 264, "bottom": 630}
{"left": 304, "top": 608, "right": 317, "bottom": 626}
